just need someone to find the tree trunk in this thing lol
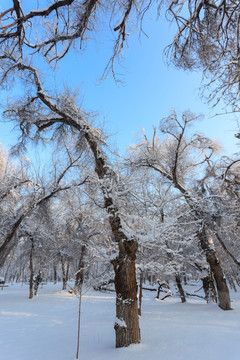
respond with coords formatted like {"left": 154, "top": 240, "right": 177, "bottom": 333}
{"left": 66, "top": 262, "right": 70, "bottom": 282}
{"left": 34, "top": 271, "right": 42, "bottom": 296}
{"left": 0, "top": 214, "right": 25, "bottom": 269}
{"left": 53, "top": 265, "right": 57, "bottom": 284}
{"left": 29, "top": 238, "right": 34, "bottom": 299}
{"left": 202, "top": 275, "right": 210, "bottom": 302}
{"left": 74, "top": 245, "right": 86, "bottom": 292}
{"left": 197, "top": 227, "right": 231, "bottom": 310}
{"left": 60, "top": 256, "right": 67, "bottom": 290}
{"left": 112, "top": 239, "right": 141, "bottom": 348}
{"left": 175, "top": 274, "right": 186, "bottom": 303}
{"left": 209, "top": 271, "right": 217, "bottom": 303}
{"left": 37, "top": 112, "right": 142, "bottom": 347}
{"left": 138, "top": 269, "right": 143, "bottom": 316}
{"left": 156, "top": 286, "right": 161, "bottom": 299}
{"left": 227, "top": 275, "right": 237, "bottom": 292}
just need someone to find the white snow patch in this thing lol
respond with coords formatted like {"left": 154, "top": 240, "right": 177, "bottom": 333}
{"left": 115, "top": 317, "right": 127, "bottom": 328}
{"left": 0, "top": 282, "right": 240, "bottom": 360}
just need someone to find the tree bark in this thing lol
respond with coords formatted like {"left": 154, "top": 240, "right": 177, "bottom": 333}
{"left": 34, "top": 271, "right": 42, "bottom": 296}
{"left": 66, "top": 262, "right": 70, "bottom": 282}
{"left": 197, "top": 227, "right": 231, "bottom": 310}
{"left": 53, "top": 265, "right": 57, "bottom": 284}
{"left": 209, "top": 271, "right": 217, "bottom": 303}
{"left": 175, "top": 274, "right": 186, "bottom": 303}
{"left": 82, "top": 117, "right": 141, "bottom": 347}
{"left": 112, "top": 239, "right": 141, "bottom": 348}
{"left": 29, "top": 238, "right": 34, "bottom": 299}
{"left": 201, "top": 275, "right": 210, "bottom": 302}
{"left": 138, "top": 269, "right": 143, "bottom": 316}
{"left": 60, "top": 256, "right": 67, "bottom": 290}
{"left": 74, "top": 245, "right": 86, "bottom": 292}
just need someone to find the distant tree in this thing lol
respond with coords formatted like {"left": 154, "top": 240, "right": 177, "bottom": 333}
{"left": 129, "top": 110, "right": 233, "bottom": 310}
{"left": 0, "top": 147, "right": 31, "bottom": 268}
{"left": 0, "top": 144, "right": 88, "bottom": 270}
{"left": 203, "top": 155, "right": 240, "bottom": 286}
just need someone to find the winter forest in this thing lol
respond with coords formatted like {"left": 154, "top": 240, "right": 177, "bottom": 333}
{"left": 0, "top": 1, "right": 240, "bottom": 359}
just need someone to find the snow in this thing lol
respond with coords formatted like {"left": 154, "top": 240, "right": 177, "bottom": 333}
{"left": 1, "top": 282, "right": 240, "bottom": 360}
{"left": 115, "top": 317, "right": 127, "bottom": 328}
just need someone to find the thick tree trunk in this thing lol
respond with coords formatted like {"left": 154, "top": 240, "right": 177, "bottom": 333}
{"left": 198, "top": 227, "right": 231, "bottom": 310}
{"left": 175, "top": 274, "right": 186, "bottom": 303}
{"left": 112, "top": 239, "right": 141, "bottom": 348}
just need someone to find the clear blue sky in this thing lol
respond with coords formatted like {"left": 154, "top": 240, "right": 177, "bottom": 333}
{"left": 0, "top": 2, "right": 239, "bottom": 159}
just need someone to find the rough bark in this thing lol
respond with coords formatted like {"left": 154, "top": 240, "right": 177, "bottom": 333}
{"left": 112, "top": 239, "right": 141, "bottom": 348}
{"left": 197, "top": 227, "right": 231, "bottom": 310}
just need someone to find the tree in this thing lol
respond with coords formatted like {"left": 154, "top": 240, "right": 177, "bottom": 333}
{"left": 0, "top": 147, "right": 31, "bottom": 268}
{"left": 129, "top": 110, "right": 232, "bottom": 310}
{"left": 0, "top": 0, "right": 151, "bottom": 79}
{"left": 0, "top": 32, "right": 141, "bottom": 345}
{"left": 2, "top": 0, "right": 240, "bottom": 109}
{"left": 163, "top": 0, "right": 240, "bottom": 110}
{"left": 203, "top": 155, "right": 240, "bottom": 288}
{"left": 0, "top": 143, "right": 88, "bottom": 270}
{"left": 0, "top": 3, "right": 142, "bottom": 330}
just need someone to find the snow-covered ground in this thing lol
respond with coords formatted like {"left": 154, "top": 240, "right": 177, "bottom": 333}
{"left": 0, "top": 282, "right": 240, "bottom": 360}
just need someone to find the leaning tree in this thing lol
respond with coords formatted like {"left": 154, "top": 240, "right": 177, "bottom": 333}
{"left": 0, "top": 53, "right": 141, "bottom": 349}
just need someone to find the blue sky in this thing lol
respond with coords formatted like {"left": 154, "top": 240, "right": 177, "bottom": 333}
{"left": 0, "top": 3, "right": 239, "bottom": 159}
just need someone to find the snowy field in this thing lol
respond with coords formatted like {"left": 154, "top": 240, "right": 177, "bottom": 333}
{"left": 0, "top": 282, "right": 240, "bottom": 360}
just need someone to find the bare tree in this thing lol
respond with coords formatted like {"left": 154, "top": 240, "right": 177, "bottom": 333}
{"left": 129, "top": 110, "right": 232, "bottom": 310}
{"left": 2, "top": 0, "right": 240, "bottom": 104}
{"left": 0, "top": 145, "right": 88, "bottom": 269}
{"left": 0, "top": 0, "right": 150, "bottom": 78}
{"left": 162, "top": 0, "right": 240, "bottom": 109}
{"left": 0, "top": 44, "right": 140, "bottom": 345}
